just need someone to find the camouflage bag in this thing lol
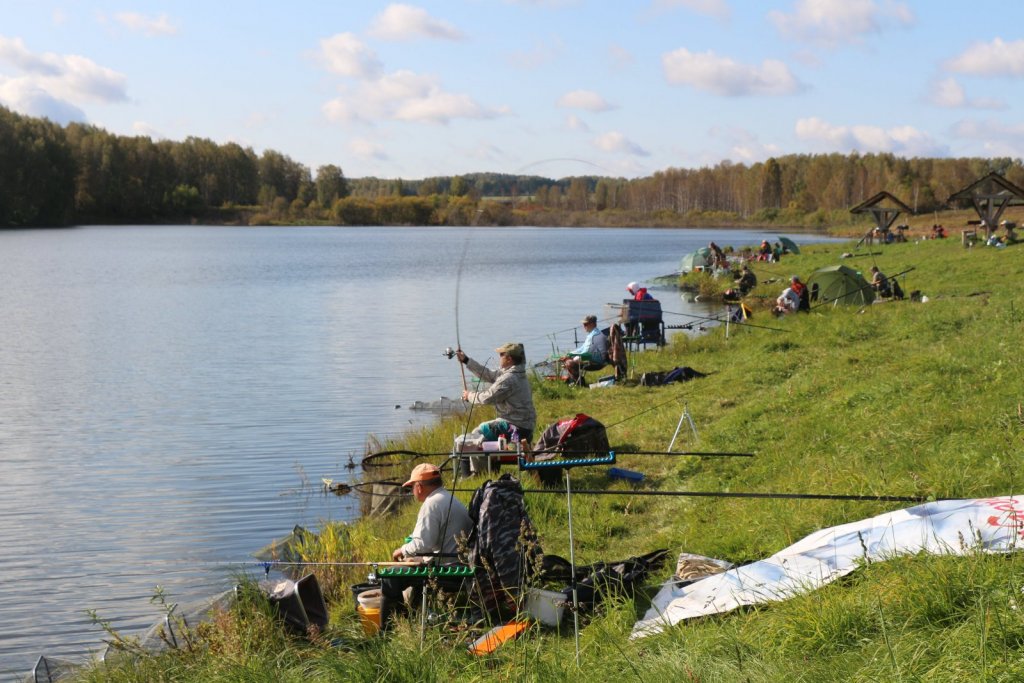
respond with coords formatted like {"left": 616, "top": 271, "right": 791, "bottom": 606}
{"left": 467, "top": 473, "right": 543, "bottom": 612}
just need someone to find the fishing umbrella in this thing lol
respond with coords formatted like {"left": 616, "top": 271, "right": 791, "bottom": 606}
{"left": 678, "top": 247, "right": 713, "bottom": 273}
{"left": 777, "top": 236, "right": 800, "bottom": 254}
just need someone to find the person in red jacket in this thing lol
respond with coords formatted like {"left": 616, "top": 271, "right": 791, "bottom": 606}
{"left": 626, "top": 281, "right": 654, "bottom": 301}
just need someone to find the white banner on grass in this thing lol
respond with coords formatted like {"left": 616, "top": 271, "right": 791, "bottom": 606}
{"left": 631, "top": 496, "right": 1024, "bottom": 639}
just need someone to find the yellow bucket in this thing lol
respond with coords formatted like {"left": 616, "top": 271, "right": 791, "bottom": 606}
{"left": 357, "top": 604, "right": 381, "bottom": 636}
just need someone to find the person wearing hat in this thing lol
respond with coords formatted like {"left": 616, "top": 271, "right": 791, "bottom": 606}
{"left": 380, "top": 463, "right": 473, "bottom": 630}
{"left": 626, "top": 281, "right": 653, "bottom": 301}
{"left": 561, "top": 314, "right": 609, "bottom": 384}
{"left": 456, "top": 343, "right": 537, "bottom": 447}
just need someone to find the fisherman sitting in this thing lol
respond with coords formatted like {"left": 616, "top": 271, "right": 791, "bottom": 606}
{"left": 626, "top": 281, "right": 654, "bottom": 301}
{"left": 870, "top": 266, "right": 892, "bottom": 298}
{"left": 457, "top": 342, "right": 536, "bottom": 448}
{"left": 561, "top": 315, "right": 608, "bottom": 385}
{"left": 773, "top": 286, "right": 800, "bottom": 316}
{"left": 734, "top": 264, "right": 757, "bottom": 295}
{"left": 380, "top": 463, "right": 473, "bottom": 632}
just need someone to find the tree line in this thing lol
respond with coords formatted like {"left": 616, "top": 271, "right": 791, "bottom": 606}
{"left": 2, "top": 105, "right": 1022, "bottom": 228}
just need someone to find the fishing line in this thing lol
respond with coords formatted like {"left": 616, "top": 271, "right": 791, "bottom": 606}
{"left": 514, "top": 157, "right": 611, "bottom": 175}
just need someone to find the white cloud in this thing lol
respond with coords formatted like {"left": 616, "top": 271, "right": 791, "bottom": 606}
{"left": 931, "top": 76, "right": 965, "bottom": 108}
{"left": 662, "top": 48, "right": 803, "bottom": 96}
{"left": 0, "top": 36, "right": 61, "bottom": 75}
{"left": 709, "top": 126, "right": 782, "bottom": 163}
{"left": 565, "top": 114, "right": 590, "bottom": 132}
{"left": 769, "top": 0, "right": 914, "bottom": 48}
{"left": 350, "top": 138, "right": 390, "bottom": 160}
{"left": 0, "top": 36, "right": 127, "bottom": 120}
{"left": 607, "top": 44, "right": 634, "bottom": 70}
{"left": 0, "top": 78, "right": 86, "bottom": 123}
{"left": 113, "top": 12, "right": 178, "bottom": 36}
{"left": 323, "top": 69, "right": 506, "bottom": 125}
{"left": 946, "top": 38, "right": 1024, "bottom": 77}
{"left": 951, "top": 119, "right": 1024, "bottom": 157}
{"left": 557, "top": 89, "right": 615, "bottom": 112}
{"left": 368, "top": 4, "right": 464, "bottom": 41}
{"left": 795, "top": 116, "right": 946, "bottom": 156}
{"left": 393, "top": 91, "right": 492, "bottom": 123}
{"left": 651, "top": 0, "right": 730, "bottom": 21}
{"left": 593, "top": 131, "right": 650, "bottom": 156}
{"left": 929, "top": 77, "right": 1005, "bottom": 110}
{"left": 319, "top": 33, "right": 382, "bottom": 79}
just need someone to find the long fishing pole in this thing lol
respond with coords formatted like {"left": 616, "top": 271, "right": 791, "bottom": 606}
{"left": 661, "top": 307, "right": 786, "bottom": 333}
{"left": 450, "top": 487, "right": 926, "bottom": 503}
{"left": 454, "top": 238, "right": 470, "bottom": 392}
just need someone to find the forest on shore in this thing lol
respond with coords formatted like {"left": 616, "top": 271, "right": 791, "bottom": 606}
{"left": 3, "top": 104, "right": 1023, "bottom": 229}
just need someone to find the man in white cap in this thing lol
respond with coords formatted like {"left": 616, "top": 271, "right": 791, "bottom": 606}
{"left": 380, "top": 463, "right": 473, "bottom": 629}
{"left": 626, "top": 281, "right": 653, "bottom": 301}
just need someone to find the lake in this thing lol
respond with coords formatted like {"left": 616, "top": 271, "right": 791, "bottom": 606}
{"left": 0, "top": 225, "right": 840, "bottom": 676}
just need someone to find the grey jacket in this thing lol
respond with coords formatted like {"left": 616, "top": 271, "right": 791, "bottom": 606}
{"left": 464, "top": 359, "right": 537, "bottom": 432}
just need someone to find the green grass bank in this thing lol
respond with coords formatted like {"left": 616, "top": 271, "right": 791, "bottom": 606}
{"left": 79, "top": 236, "right": 1024, "bottom": 682}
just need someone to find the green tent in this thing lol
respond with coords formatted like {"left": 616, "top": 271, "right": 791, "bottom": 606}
{"left": 679, "top": 247, "right": 713, "bottom": 273}
{"left": 807, "top": 264, "right": 875, "bottom": 306}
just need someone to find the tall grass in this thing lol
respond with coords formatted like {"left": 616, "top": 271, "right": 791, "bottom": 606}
{"left": 78, "top": 237, "right": 1024, "bottom": 681}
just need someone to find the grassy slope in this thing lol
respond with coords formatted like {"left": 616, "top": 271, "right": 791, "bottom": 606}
{"left": 80, "top": 237, "right": 1024, "bottom": 682}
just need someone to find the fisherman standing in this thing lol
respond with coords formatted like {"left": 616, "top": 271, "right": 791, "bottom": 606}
{"left": 380, "top": 463, "right": 473, "bottom": 630}
{"left": 457, "top": 343, "right": 537, "bottom": 445}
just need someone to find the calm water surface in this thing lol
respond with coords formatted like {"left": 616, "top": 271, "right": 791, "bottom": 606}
{"left": 0, "top": 225, "right": 839, "bottom": 676}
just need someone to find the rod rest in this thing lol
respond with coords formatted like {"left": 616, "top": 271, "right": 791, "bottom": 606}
{"left": 518, "top": 451, "right": 616, "bottom": 470}
{"left": 375, "top": 565, "right": 476, "bottom": 578}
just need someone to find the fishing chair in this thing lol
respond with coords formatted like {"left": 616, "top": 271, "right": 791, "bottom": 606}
{"left": 620, "top": 299, "right": 665, "bottom": 351}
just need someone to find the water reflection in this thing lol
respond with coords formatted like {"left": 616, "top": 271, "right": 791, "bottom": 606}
{"left": 0, "top": 225, "right": 840, "bottom": 675}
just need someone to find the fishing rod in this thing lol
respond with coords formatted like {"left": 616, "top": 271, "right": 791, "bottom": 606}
{"left": 451, "top": 487, "right": 926, "bottom": 504}
{"left": 662, "top": 307, "right": 787, "bottom": 333}
{"left": 453, "top": 238, "right": 470, "bottom": 392}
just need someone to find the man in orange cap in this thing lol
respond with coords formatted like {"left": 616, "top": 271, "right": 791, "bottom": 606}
{"left": 380, "top": 463, "right": 473, "bottom": 630}
{"left": 391, "top": 463, "right": 472, "bottom": 562}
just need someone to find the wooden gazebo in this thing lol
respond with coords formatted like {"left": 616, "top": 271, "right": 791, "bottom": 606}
{"left": 850, "top": 191, "right": 914, "bottom": 246}
{"left": 947, "top": 172, "right": 1024, "bottom": 239}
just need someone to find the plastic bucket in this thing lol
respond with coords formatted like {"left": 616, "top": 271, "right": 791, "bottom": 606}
{"left": 357, "top": 604, "right": 381, "bottom": 636}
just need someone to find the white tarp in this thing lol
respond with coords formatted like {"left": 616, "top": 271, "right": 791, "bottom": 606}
{"left": 632, "top": 496, "right": 1024, "bottom": 639}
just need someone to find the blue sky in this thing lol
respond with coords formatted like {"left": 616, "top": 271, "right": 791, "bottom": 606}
{"left": 2, "top": 1, "right": 1022, "bottom": 180}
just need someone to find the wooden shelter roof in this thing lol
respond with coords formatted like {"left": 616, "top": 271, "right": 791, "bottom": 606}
{"left": 849, "top": 191, "right": 914, "bottom": 215}
{"left": 947, "top": 172, "right": 1024, "bottom": 205}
